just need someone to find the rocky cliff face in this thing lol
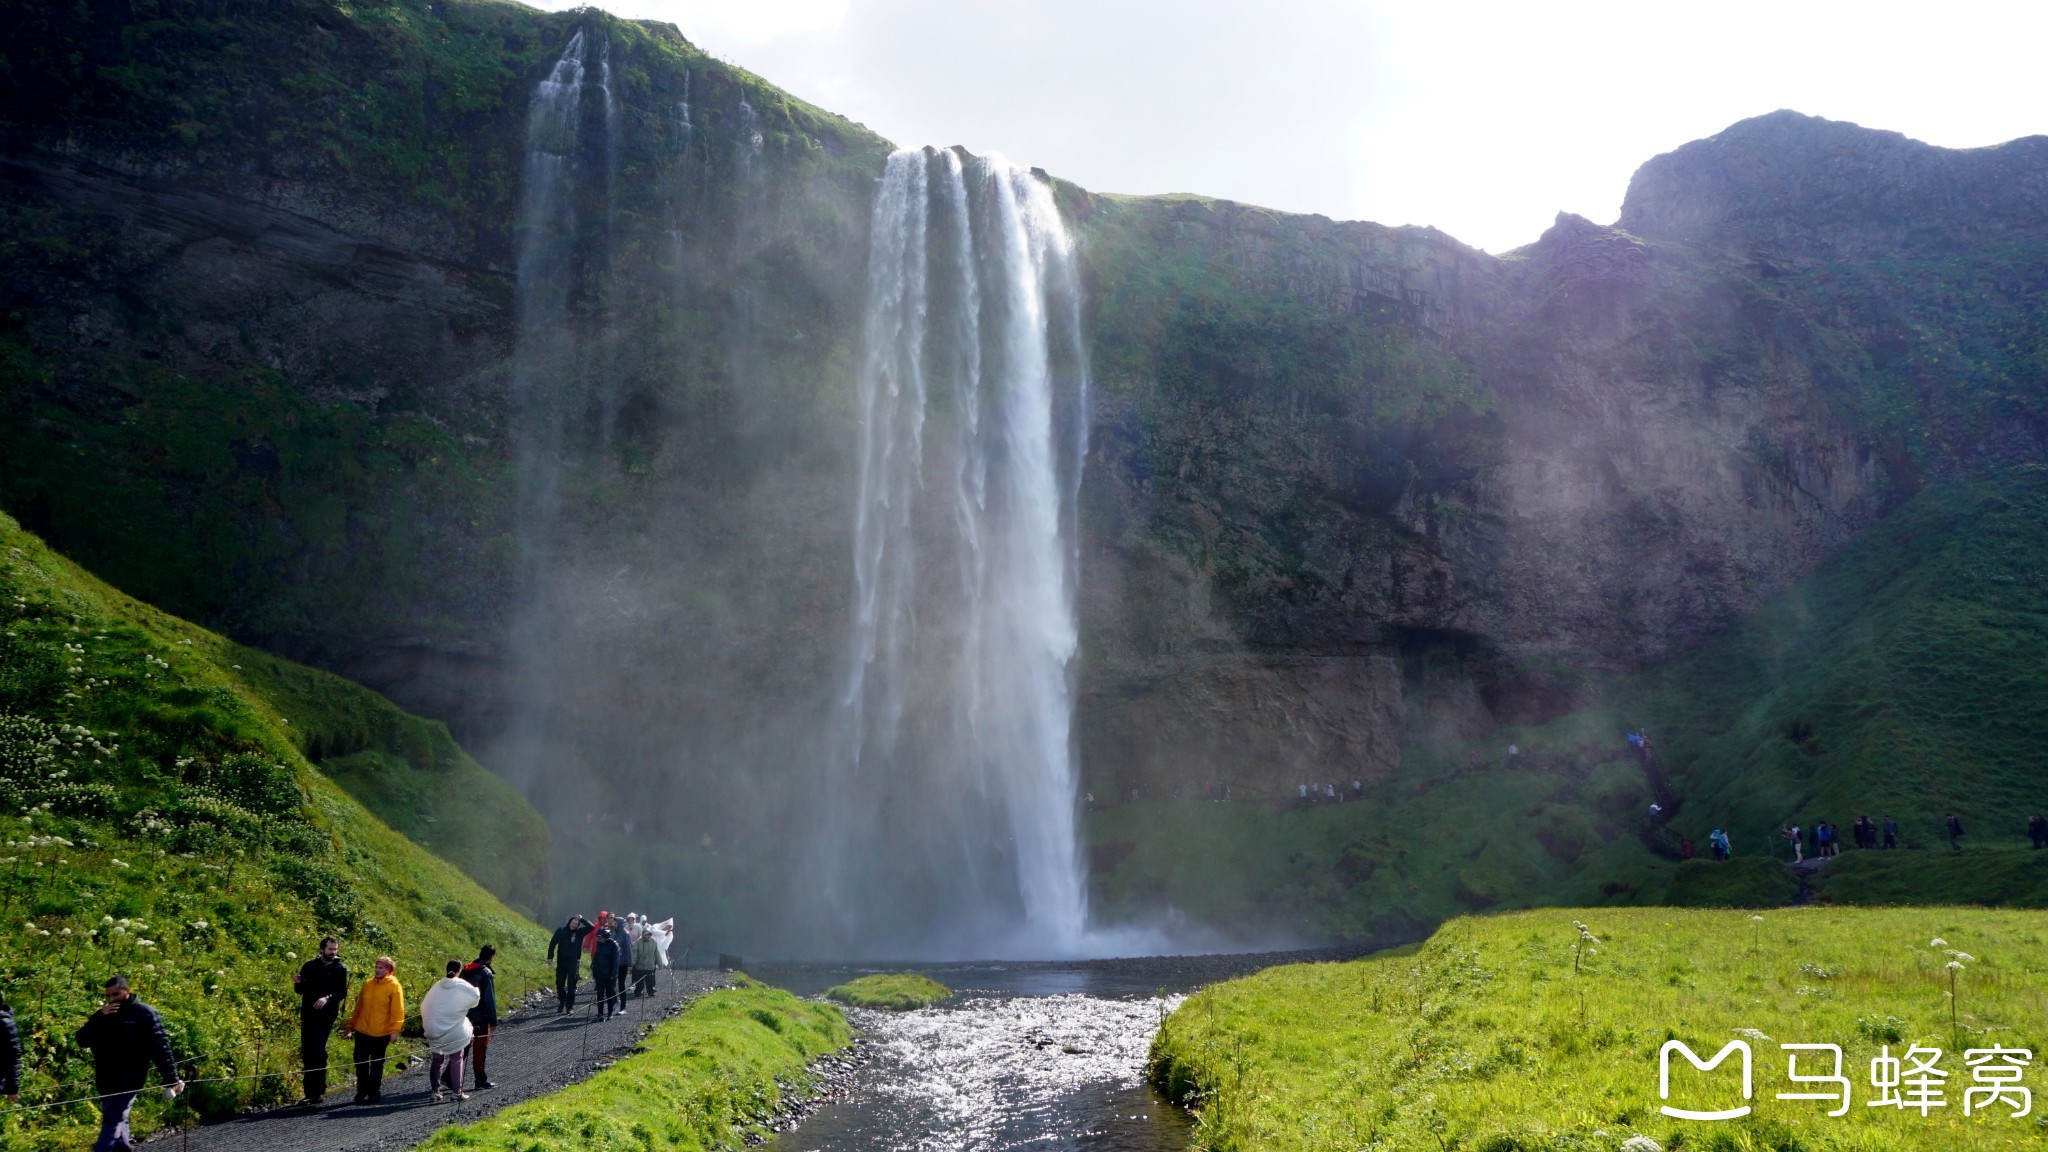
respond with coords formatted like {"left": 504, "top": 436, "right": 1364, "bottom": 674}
{"left": 2, "top": 2, "right": 2043, "bottom": 942}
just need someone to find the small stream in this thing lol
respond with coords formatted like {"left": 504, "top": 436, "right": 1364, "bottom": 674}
{"left": 756, "top": 951, "right": 1350, "bottom": 1152}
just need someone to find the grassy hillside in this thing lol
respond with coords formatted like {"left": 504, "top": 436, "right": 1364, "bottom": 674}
{"left": 0, "top": 511, "right": 550, "bottom": 1149}
{"left": 1089, "top": 466, "right": 2048, "bottom": 939}
{"left": 418, "top": 979, "right": 850, "bottom": 1152}
{"left": 233, "top": 650, "right": 549, "bottom": 916}
{"left": 1153, "top": 907, "right": 2048, "bottom": 1152}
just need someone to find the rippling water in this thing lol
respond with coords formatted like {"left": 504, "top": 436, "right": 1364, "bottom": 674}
{"left": 757, "top": 960, "right": 1233, "bottom": 1152}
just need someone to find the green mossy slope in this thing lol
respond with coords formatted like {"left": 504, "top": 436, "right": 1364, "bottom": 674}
{"left": 0, "top": 511, "right": 549, "bottom": 1150}
{"left": 1153, "top": 907, "right": 2048, "bottom": 1152}
{"left": 232, "top": 651, "right": 549, "bottom": 916}
{"left": 418, "top": 979, "right": 850, "bottom": 1152}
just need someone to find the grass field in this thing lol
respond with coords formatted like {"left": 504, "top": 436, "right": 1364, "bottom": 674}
{"left": 824, "top": 972, "right": 951, "bottom": 1010}
{"left": 418, "top": 979, "right": 851, "bottom": 1152}
{"left": 0, "top": 512, "right": 551, "bottom": 1149}
{"left": 1152, "top": 906, "right": 2048, "bottom": 1152}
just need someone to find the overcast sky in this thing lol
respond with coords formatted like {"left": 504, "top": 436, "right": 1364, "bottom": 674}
{"left": 534, "top": 0, "right": 2048, "bottom": 253}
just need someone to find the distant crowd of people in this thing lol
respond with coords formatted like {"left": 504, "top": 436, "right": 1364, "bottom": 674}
{"left": 0, "top": 907, "right": 678, "bottom": 1151}
{"left": 547, "top": 911, "right": 673, "bottom": 1021}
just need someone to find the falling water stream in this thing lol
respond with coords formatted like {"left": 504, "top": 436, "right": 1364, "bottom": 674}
{"left": 820, "top": 147, "right": 1093, "bottom": 958}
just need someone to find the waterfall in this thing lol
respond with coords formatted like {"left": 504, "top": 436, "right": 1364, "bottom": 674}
{"left": 502, "top": 28, "right": 613, "bottom": 795}
{"left": 509, "top": 30, "right": 588, "bottom": 559}
{"left": 822, "top": 147, "right": 1091, "bottom": 957}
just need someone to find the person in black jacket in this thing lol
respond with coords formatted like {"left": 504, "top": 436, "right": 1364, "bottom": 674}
{"left": 590, "top": 924, "right": 623, "bottom": 1020}
{"left": 546, "top": 915, "right": 591, "bottom": 1015}
{"left": 75, "top": 976, "right": 182, "bottom": 1152}
{"left": 291, "top": 935, "right": 349, "bottom": 1107}
{"left": 0, "top": 990, "right": 20, "bottom": 1103}
{"left": 460, "top": 945, "right": 499, "bottom": 1091}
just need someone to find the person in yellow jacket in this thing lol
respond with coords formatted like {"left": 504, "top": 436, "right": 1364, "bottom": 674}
{"left": 341, "top": 956, "right": 404, "bottom": 1105}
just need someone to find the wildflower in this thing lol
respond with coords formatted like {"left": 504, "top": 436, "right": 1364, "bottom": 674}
{"left": 1931, "top": 937, "right": 1949, "bottom": 948}
{"left": 1946, "top": 960, "right": 1964, "bottom": 971}
{"left": 111, "top": 859, "right": 128, "bottom": 868}
{"left": 286, "top": 951, "right": 297, "bottom": 960}
{"left": 1952, "top": 952, "right": 1976, "bottom": 963}
{"left": 101, "top": 915, "right": 114, "bottom": 925}
{"left": 137, "top": 939, "right": 155, "bottom": 948}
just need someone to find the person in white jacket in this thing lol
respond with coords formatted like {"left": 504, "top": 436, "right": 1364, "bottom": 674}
{"left": 419, "top": 960, "right": 480, "bottom": 1103}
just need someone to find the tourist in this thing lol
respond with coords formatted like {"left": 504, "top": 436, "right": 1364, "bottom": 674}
{"left": 549, "top": 914, "right": 591, "bottom": 1014}
{"left": 591, "top": 921, "right": 624, "bottom": 1020}
{"left": 1882, "top": 815, "right": 1899, "bottom": 849}
{"left": 2030, "top": 814, "right": 2047, "bottom": 850}
{"left": 1947, "top": 812, "right": 1965, "bottom": 851}
{"left": 633, "top": 917, "right": 661, "bottom": 999}
{"left": 0, "top": 991, "right": 17, "bottom": 1102}
{"left": 420, "top": 959, "right": 480, "bottom": 1104}
{"left": 1647, "top": 802, "right": 1663, "bottom": 822}
{"left": 342, "top": 956, "right": 404, "bottom": 1105}
{"left": 74, "top": 975, "right": 182, "bottom": 1151}
{"left": 1816, "top": 821, "right": 1833, "bottom": 858}
{"left": 291, "top": 934, "right": 348, "bottom": 1107}
{"left": 1783, "top": 824, "right": 1802, "bottom": 863}
{"left": 1709, "top": 828, "right": 1730, "bottom": 861}
{"left": 612, "top": 921, "right": 638, "bottom": 1015}
{"left": 461, "top": 945, "right": 499, "bottom": 1091}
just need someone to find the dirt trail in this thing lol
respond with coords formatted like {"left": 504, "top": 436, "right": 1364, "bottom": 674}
{"left": 148, "top": 969, "right": 730, "bottom": 1152}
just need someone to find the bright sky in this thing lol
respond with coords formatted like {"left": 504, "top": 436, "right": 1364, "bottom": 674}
{"left": 533, "top": 0, "right": 2048, "bottom": 253}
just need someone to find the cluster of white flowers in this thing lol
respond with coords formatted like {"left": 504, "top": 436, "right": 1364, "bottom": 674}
{"left": 7, "top": 834, "right": 75, "bottom": 849}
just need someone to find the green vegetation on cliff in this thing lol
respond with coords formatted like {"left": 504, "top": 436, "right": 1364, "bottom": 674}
{"left": 419, "top": 979, "right": 850, "bottom": 1152}
{"left": 824, "top": 972, "right": 951, "bottom": 1010}
{"left": 1090, "top": 466, "right": 2048, "bottom": 939}
{"left": 1153, "top": 907, "right": 2048, "bottom": 1152}
{"left": 0, "top": 511, "right": 549, "bottom": 1149}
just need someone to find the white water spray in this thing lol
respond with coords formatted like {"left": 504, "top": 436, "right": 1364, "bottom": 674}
{"left": 822, "top": 148, "right": 1092, "bottom": 956}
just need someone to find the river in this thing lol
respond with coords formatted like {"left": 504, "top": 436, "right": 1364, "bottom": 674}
{"left": 755, "top": 950, "right": 1354, "bottom": 1152}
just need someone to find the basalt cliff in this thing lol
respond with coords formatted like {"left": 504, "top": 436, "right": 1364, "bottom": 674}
{"left": 2, "top": 0, "right": 2042, "bottom": 946}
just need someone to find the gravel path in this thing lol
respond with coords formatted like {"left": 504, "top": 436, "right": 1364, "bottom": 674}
{"left": 149, "top": 969, "right": 732, "bottom": 1152}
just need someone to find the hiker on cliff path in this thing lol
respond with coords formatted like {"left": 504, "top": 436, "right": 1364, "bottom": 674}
{"left": 0, "top": 991, "right": 17, "bottom": 1102}
{"left": 591, "top": 923, "right": 624, "bottom": 1020}
{"left": 1947, "top": 812, "right": 1965, "bottom": 851}
{"left": 1882, "top": 815, "right": 1899, "bottom": 849}
{"left": 292, "top": 934, "right": 348, "bottom": 1107}
{"left": 2030, "top": 814, "right": 2047, "bottom": 850}
{"left": 74, "top": 975, "right": 182, "bottom": 1152}
{"left": 342, "top": 956, "right": 403, "bottom": 1105}
{"left": 1783, "top": 824, "right": 1803, "bottom": 863}
{"left": 421, "top": 960, "right": 480, "bottom": 1103}
{"left": 633, "top": 920, "right": 661, "bottom": 999}
{"left": 548, "top": 914, "right": 591, "bottom": 1014}
{"left": 460, "top": 945, "right": 499, "bottom": 1091}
